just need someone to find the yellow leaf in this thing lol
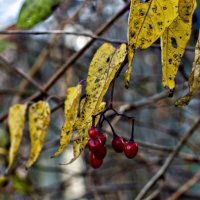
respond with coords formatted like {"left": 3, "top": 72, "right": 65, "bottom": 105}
{"left": 26, "top": 101, "right": 50, "bottom": 169}
{"left": 0, "top": 176, "right": 9, "bottom": 187}
{"left": 51, "top": 84, "right": 82, "bottom": 158}
{"left": 176, "top": 30, "right": 200, "bottom": 106}
{"left": 124, "top": 50, "right": 134, "bottom": 88}
{"left": 7, "top": 104, "right": 27, "bottom": 172}
{"left": 127, "top": 0, "right": 179, "bottom": 87}
{"left": 66, "top": 102, "right": 106, "bottom": 164}
{"left": 161, "top": 0, "right": 197, "bottom": 89}
{"left": 76, "top": 43, "right": 127, "bottom": 130}
{"left": 66, "top": 130, "right": 83, "bottom": 165}
{"left": 80, "top": 97, "right": 85, "bottom": 114}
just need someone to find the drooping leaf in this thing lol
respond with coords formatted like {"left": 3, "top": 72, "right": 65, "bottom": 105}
{"left": 7, "top": 104, "right": 27, "bottom": 172}
{"left": 176, "top": 29, "right": 200, "bottom": 106}
{"left": 51, "top": 85, "right": 82, "bottom": 158}
{"left": 124, "top": 50, "right": 135, "bottom": 88}
{"left": 161, "top": 0, "right": 197, "bottom": 89}
{"left": 66, "top": 102, "right": 106, "bottom": 164}
{"left": 126, "top": 0, "right": 179, "bottom": 88}
{"left": 17, "top": 0, "right": 62, "bottom": 28}
{"left": 26, "top": 101, "right": 50, "bottom": 169}
{"left": 76, "top": 43, "right": 127, "bottom": 131}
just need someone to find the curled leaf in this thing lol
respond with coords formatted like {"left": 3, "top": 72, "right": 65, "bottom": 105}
{"left": 161, "top": 0, "right": 197, "bottom": 89}
{"left": 7, "top": 104, "right": 27, "bottom": 172}
{"left": 176, "top": 29, "right": 200, "bottom": 106}
{"left": 66, "top": 102, "right": 106, "bottom": 164}
{"left": 26, "top": 101, "right": 50, "bottom": 169}
{"left": 51, "top": 84, "right": 82, "bottom": 158}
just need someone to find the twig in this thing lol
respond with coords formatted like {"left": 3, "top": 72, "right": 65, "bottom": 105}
{"left": 166, "top": 170, "right": 200, "bottom": 200}
{"left": 0, "top": 30, "right": 195, "bottom": 52}
{"left": 0, "top": 88, "right": 34, "bottom": 96}
{"left": 13, "top": 0, "right": 89, "bottom": 103}
{"left": 23, "top": 1, "right": 130, "bottom": 102}
{"left": 0, "top": 56, "right": 48, "bottom": 96}
{"left": 135, "top": 116, "right": 200, "bottom": 200}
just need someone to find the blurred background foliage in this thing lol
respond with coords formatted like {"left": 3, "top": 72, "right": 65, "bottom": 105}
{"left": 0, "top": 0, "right": 200, "bottom": 199}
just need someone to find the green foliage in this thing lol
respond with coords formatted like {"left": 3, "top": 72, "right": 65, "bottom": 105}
{"left": 17, "top": 0, "right": 62, "bottom": 28}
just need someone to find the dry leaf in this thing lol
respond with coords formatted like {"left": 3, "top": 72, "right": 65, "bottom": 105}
{"left": 161, "top": 0, "right": 197, "bottom": 89}
{"left": 7, "top": 104, "right": 27, "bottom": 171}
{"left": 176, "top": 29, "right": 200, "bottom": 106}
{"left": 66, "top": 102, "right": 106, "bottom": 164}
{"left": 26, "top": 101, "right": 50, "bottom": 168}
{"left": 76, "top": 43, "right": 126, "bottom": 130}
{"left": 51, "top": 85, "right": 82, "bottom": 158}
{"left": 126, "top": 0, "right": 179, "bottom": 88}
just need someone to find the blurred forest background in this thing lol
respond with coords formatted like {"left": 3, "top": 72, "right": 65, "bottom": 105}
{"left": 0, "top": 0, "right": 200, "bottom": 199}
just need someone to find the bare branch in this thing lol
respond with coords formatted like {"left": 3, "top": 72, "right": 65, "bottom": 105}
{"left": 167, "top": 170, "right": 200, "bottom": 200}
{"left": 135, "top": 116, "right": 200, "bottom": 200}
{"left": 0, "top": 30, "right": 195, "bottom": 52}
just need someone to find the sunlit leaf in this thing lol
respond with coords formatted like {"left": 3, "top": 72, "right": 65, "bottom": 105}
{"left": 17, "top": 0, "right": 61, "bottom": 28}
{"left": 161, "top": 0, "right": 197, "bottom": 89}
{"left": 51, "top": 85, "right": 82, "bottom": 158}
{"left": 76, "top": 43, "right": 127, "bottom": 130}
{"left": 176, "top": 29, "right": 200, "bottom": 106}
{"left": 7, "top": 104, "right": 27, "bottom": 172}
{"left": 126, "top": 0, "right": 179, "bottom": 88}
{"left": 26, "top": 101, "right": 50, "bottom": 169}
{"left": 66, "top": 102, "right": 106, "bottom": 164}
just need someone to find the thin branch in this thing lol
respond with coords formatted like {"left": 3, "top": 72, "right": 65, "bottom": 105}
{"left": 135, "top": 116, "right": 200, "bottom": 200}
{"left": 0, "top": 30, "right": 195, "bottom": 51}
{"left": 0, "top": 88, "right": 34, "bottom": 96}
{"left": 36, "top": 1, "right": 131, "bottom": 95}
{"left": 166, "top": 170, "right": 200, "bottom": 200}
{"left": 0, "top": 30, "right": 125, "bottom": 44}
{"left": 0, "top": 56, "right": 48, "bottom": 96}
{"left": 12, "top": 0, "right": 90, "bottom": 103}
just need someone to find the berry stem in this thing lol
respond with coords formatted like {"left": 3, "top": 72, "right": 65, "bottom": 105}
{"left": 130, "top": 119, "right": 135, "bottom": 142}
{"left": 92, "top": 115, "right": 95, "bottom": 127}
{"left": 111, "top": 107, "right": 134, "bottom": 120}
{"left": 103, "top": 115, "right": 117, "bottom": 137}
{"left": 110, "top": 79, "right": 115, "bottom": 103}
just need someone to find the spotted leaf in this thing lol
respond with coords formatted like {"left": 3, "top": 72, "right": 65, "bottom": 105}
{"left": 161, "top": 0, "right": 197, "bottom": 89}
{"left": 76, "top": 43, "right": 127, "bottom": 131}
{"left": 26, "top": 101, "right": 50, "bottom": 168}
{"left": 51, "top": 84, "right": 82, "bottom": 158}
{"left": 126, "top": 0, "right": 179, "bottom": 88}
{"left": 66, "top": 102, "right": 106, "bottom": 164}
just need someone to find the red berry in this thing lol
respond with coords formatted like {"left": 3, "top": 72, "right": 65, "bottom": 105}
{"left": 89, "top": 152, "right": 103, "bottom": 169}
{"left": 93, "top": 146, "right": 107, "bottom": 160}
{"left": 87, "top": 138, "right": 102, "bottom": 152}
{"left": 98, "top": 133, "right": 107, "bottom": 145}
{"left": 112, "top": 136, "right": 124, "bottom": 153}
{"left": 88, "top": 127, "right": 98, "bottom": 138}
{"left": 124, "top": 141, "right": 138, "bottom": 159}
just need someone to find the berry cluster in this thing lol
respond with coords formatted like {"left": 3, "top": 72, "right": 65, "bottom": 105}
{"left": 112, "top": 136, "right": 138, "bottom": 158}
{"left": 87, "top": 127, "right": 107, "bottom": 168}
{"left": 87, "top": 124, "right": 138, "bottom": 169}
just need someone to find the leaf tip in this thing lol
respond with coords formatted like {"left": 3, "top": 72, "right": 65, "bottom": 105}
{"left": 168, "top": 88, "right": 175, "bottom": 97}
